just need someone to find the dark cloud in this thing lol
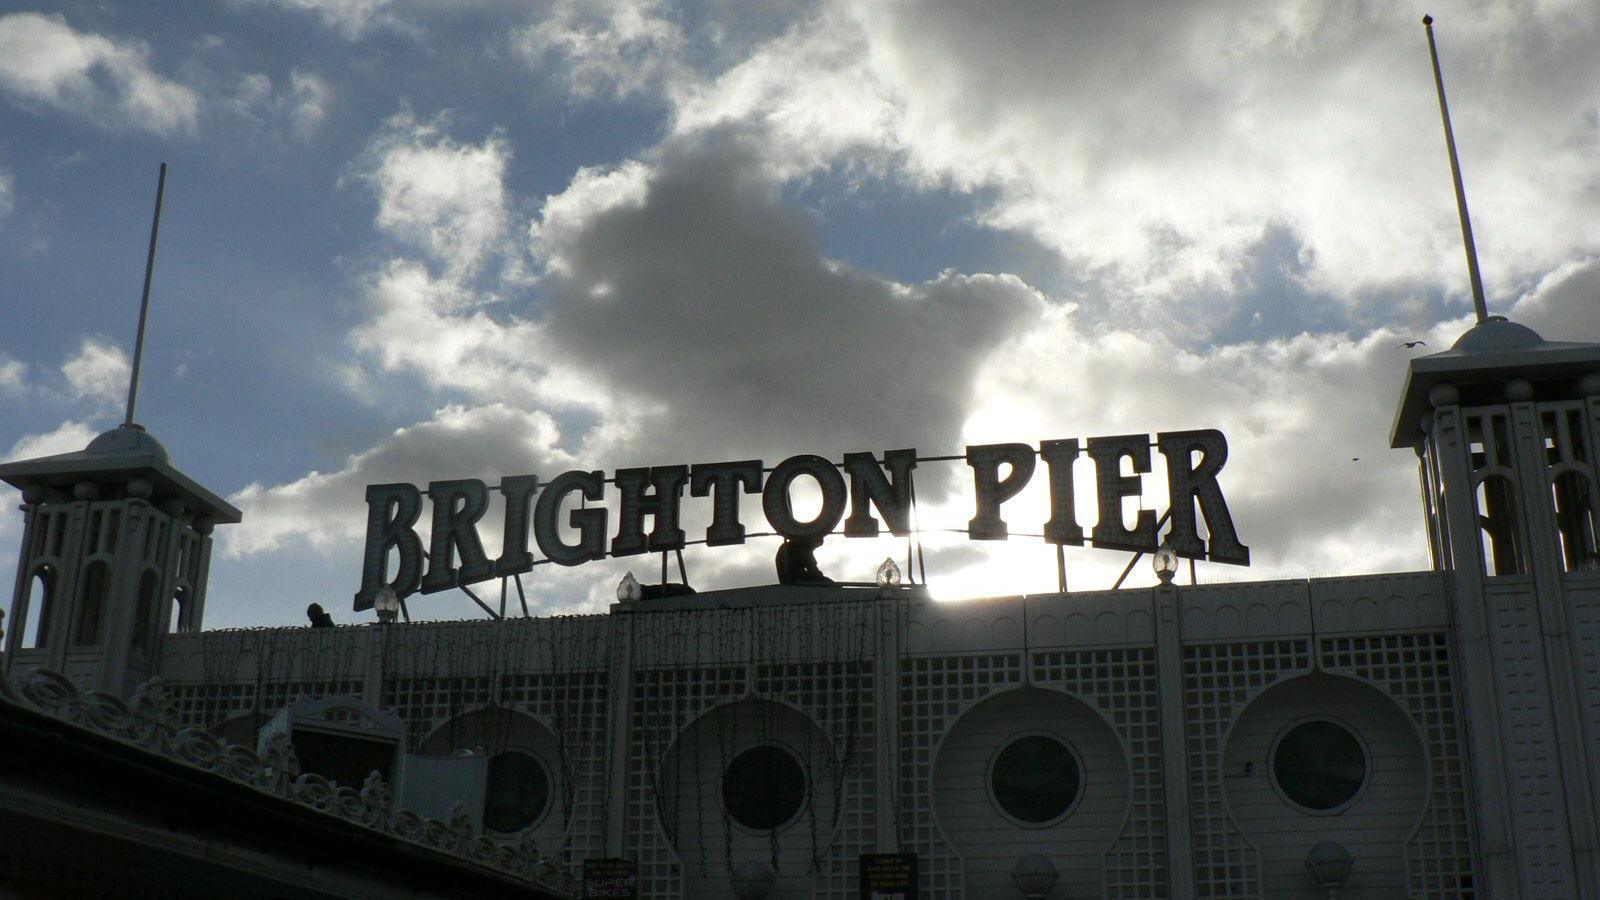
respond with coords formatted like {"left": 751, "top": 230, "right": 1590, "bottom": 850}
{"left": 534, "top": 132, "right": 1046, "bottom": 463}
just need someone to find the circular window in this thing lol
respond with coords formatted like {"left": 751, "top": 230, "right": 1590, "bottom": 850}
{"left": 1270, "top": 719, "right": 1368, "bottom": 813}
{"left": 722, "top": 745, "right": 806, "bottom": 831}
{"left": 484, "top": 751, "right": 551, "bottom": 834}
{"left": 989, "top": 733, "right": 1083, "bottom": 826}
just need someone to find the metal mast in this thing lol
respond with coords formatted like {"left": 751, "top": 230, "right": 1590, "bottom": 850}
{"left": 124, "top": 162, "right": 167, "bottom": 425}
{"left": 1423, "top": 15, "right": 1489, "bottom": 323}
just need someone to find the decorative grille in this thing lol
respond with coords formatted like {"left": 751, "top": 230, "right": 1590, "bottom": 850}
{"left": 898, "top": 652, "right": 1024, "bottom": 898}
{"left": 1034, "top": 646, "right": 1164, "bottom": 897}
{"left": 1182, "top": 639, "right": 1311, "bottom": 898}
{"left": 1322, "top": 632, "right": 1476, "bottom": 897}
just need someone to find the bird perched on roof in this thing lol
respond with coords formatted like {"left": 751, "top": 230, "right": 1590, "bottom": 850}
{"left": 1399, "top": 340, "right": 1427, "bottom": 349}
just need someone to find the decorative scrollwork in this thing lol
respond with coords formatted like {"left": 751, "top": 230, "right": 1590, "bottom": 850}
{"left": 0, "top": 668, "right": 575, "bottom": 895}
{"left": 331, "top": 785, "right": 369, "bottom": 823}
{"left": 80, "top": 690, "right": 133, "bottom": 735}
{"left": 292, "top": 771, "right": 337, "bottom": 809}
{"left": 174, "top": 727, "right": 227, "bottom": 770}
{"left": 17, "top": 667, "right": 81, "bottom": 716}
{"left": 391, "top": 809, "right": 428, "bottom": 841}
{"left": 218, "top": 744, "right": 265, "bottom": 783}
{"left": 260, "top": 731, "right": 300, "bottom": 793}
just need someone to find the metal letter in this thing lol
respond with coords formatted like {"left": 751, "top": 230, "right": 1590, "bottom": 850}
{"left": 763, "top": 455, "right": 847, "bottom": 540}
{"left": 1088, "top": 434, "right": 1156, "bottom": 552}
{"left": 1158, "top": 429, "right": 1250, "bottom": 565}
{"left": 690, "top": 460, "right": 763, "bottom": 546}
{"left": 611, "top": 465, "right": 690, "bottom": 556}
{"left": 534, "top": 471, "right": 608, "bottom": 566}
{"left": 421, "top": 479, "right": 494, "bottom": 593}
{"left": 966, "top": 443, "right": 1036, "bottom": 540}
{"left": 353, "top": 483, "right": 423, "bottom": 610}
{"left": 1041, "top": 438, "right": 1085, "bottom": 545}
{"left": 842, "top": 449, "right": 917, "bottom": 537}
{"left": 494, "top": 474, "right": 540, "bottom": 577}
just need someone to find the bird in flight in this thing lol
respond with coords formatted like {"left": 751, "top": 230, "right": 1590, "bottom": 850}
{"left": 1399, "top": 340, "right": 1427, "bottom": 349}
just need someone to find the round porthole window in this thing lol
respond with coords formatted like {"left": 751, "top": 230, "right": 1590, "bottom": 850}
{"left": 722, "top": 745, "right": 807, "bottom": 831}
{"left": 988, "top": 733, "right": 1084, "bottom": 826}
{"left": 484, "top": 750, "right": 551, "bottom": 834}
{"left": 1270, "top": 719, "right": 1368, "bottom": 813}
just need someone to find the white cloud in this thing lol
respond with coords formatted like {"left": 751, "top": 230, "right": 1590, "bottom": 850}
{"left": 515, "top": 0, "right": 687, "bottom": 101}
{"left": 253, "top": 0, "right": 394, "bottom": 39}
{"left": 225, "top": 69, "right": 333, "bottom": 141}
{"left": 6, "top": 420, "right": 97, "bottom": 463}
{"left": 360, "top": 113, "right": 514, "bottom": 279}
{"left": 0, "top": 353, "right": 24, "bottom": 395}
{"left": 61, "top": 337, "right": 130, "bottom": 409}
{"left": 0, "top": 12, "right": 199, "bottom": 134}
{"left": 349, "top": 258, "right": 552, "bottom": 404}
{"left": 226, "top": 402, "right": 571, "bottom": 556}
{"left": 510, "top": 1, "right": 1600, "bottom": 333}
{"left": 286, "top": 70, "right": 332, "bottom": 138}
{"left": 0, "top": 164, "right": 13, "bottom": 218}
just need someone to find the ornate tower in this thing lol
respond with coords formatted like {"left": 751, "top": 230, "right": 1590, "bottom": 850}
{"left": 0, "top": 422, "right": 239, "bottom": 696}
{"left": 1394, "top": 317, "right": 1600, "bottom": 897}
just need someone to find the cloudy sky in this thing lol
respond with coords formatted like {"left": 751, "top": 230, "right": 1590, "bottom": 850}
{"left": 1, "top": 1, "right": 1597, "bottom": 628}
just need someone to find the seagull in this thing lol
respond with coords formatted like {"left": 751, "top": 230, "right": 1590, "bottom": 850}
{"left": 1399, "top": 340, "right": 1427, "bottom": 349}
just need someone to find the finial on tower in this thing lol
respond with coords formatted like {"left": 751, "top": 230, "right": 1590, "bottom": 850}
{"left": 124, "top": 162, "right": 167, "bottom": 426}
{"left": 1422, "top": 15, "right": 1489, "bottom": 323}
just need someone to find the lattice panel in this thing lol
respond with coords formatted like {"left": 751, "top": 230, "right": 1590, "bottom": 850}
{"left": 1321, "top": 632, "right": 1477, "bottom": 897}
{"left": 755, "top": 660, "right": 875, "bottom": 898}
{"left": 899, "top": 652, "right": 1024, "bottom": 899}
{"left": 168, "top": 623, "right": 369, "bottom": 729}
{"left": 501, "top": 670, "right": 610, "bottom": 869}
{"left": 1183, "top": 639, "right": 1311, "bottom": 899}
{"left": 1034, "top": 647, "right": 1164, "bottom": 898}
{"left": 629, "top": 663, "right": 749, "bottom": 899}
{"left": 383, "top": 674, "right": 496, "bottom": 748}
{"left": 168, "top": 679, "right": 363, "bottom": 729}
{"left": 622, "top": 600, "right": 881, "bottom": 900}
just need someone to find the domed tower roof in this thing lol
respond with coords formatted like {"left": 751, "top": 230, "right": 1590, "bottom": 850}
{"left": 1448, "top": 316, "right": 1547, "bottom": 352}
{"left": 84, "top": 422, "right": 171, "bottom": 464}
{"left": 1390, "top": 316, "right": 1600, "bottom": 448}
{"left": 0, "top": 422, "right": 240, "bottom": 523}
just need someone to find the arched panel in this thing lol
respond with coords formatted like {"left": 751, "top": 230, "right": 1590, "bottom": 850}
{"left": 421, "top": 706, "right": 567, "bottom": 840}
{"left": 658, "top": 697, "right": 840, "bottom": 900}
{"left": 132, "top": 568, "right": 161, "bottom": 650}
{"left": 931, "top": 686, "right": 1128, "bottom": 898}
{"left": 1222, "top": 672, "right": 1427, "bottom": 898}
{"left": 73, "top": 559, "right": 110, "bottom": 646}
{"left": 20, "top": 565, "right": 55, "bottom": 649}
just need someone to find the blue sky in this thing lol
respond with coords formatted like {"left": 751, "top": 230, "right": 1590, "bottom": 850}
{"left": 2, "top": 1, "right": 1597, "bottom": 628}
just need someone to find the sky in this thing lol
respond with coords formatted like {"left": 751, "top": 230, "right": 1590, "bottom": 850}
{"left": 0, "top": 0, "right": 1597, "bottom": 629}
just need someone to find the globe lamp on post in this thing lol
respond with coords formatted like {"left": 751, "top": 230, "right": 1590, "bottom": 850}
{"left": 1010, "top": 854, "right": 1059, "bottom": 899}
{"left": 374, "top": 585, "right": 401, "bottom": 625}
{"left": 1152, "top": 542, "right": 1179, "bottom": 586}
{"left": 617, "top": 571, "right": 642, "bottom": 603}
{"left": 876, "top": 557, "right": 903, "bottom": 589}
{"left": 1304, "top": 841, "right": 1354, "bottom": 898}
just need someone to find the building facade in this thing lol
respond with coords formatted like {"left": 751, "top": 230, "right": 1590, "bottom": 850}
{"left": 4, "top": 314, "right": 1600, "bottom": 899}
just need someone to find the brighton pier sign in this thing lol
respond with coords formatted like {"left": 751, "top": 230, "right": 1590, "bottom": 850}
{"left": 353, "top": 430, "right": 1249, "bottom": 610}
